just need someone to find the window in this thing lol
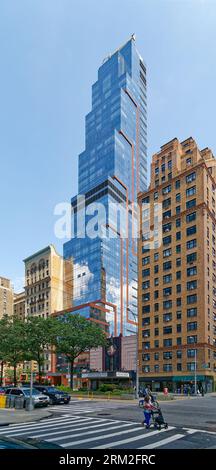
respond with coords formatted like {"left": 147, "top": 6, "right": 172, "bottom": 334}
{"left": 186, "top": 199, "right": 196, "bottom": 209}
{"left": 163, "top": 339, "right": 172, "bottom": 347}
{"left": 142, "top": 280, "right": 150, "bottom": 289}
{"left": 163, "top": 261, "right": 172, "bottom": 271}
{"left": 143, "top": 342, "right": 150, "bottom": 349}
{"left": 187, "top": 239, "right": 197, "bottom": 249}
{"left": 154, "top": 278, "right": 159, "bottom": 286}
{"left": 154, "top": 303, "right": 159, "bottom": 312}
{"left": 177, "top": 337, "right": 182, "bottom": 345}
{"left": 176, "top": 258, "right": 181, "bottom": 267}
{"left": 142, "top": 293, "right": 150, "bottom": 301}
{"left": 142, "top": 353, "right": 150, "bottom": 361}
{"left": 187, "top": 349, "right": 196, "bottom": 358}
{"left": 187, "top": 225, "right": 196, "bottom": 236}
{"left": 176, "top": 245, "right": 181, "bottom": 254}
{"left": 168, "top": 160, "right": 172, "bottom": 170}
{"left": 187, "top": 280, "right": 197, "bottom": 290}
{"left": 176, "top": 311, "right": 182, "bottom": 320}
{"left": 154, "top": 265, "right": 159, "bottom": 274}
{"left": 176, "top": 193, "right": 181, "bottom": 203}
{"left": 176, "top": 218, "right": 181, "bottom": 228}
{"left": 187, "top": 322, "right": 197, "bottom": 331}
{"left": 187, "top": 308, "right": 197, "bottom": 318}
{"left": 155, "top": 327, "right": 159, "bottom": 336}
{"left": 187, "top": 252, "right": 197, "bottom": 263}
{"left": 176, "top": 298, "right": 182, "bottom": 306}
{"left": 163, "top": 352, "right": 172, "bottom": 360}
{"left": 176, "top": 284, "right": 181, "bottom": 293}
{"left": 163, "top": 274, "right": 172, "bottom": 284}
{"left": 143, "top": 365, "right": 150, "bottom": 373}
{"left": 163, "top": 198, "right": 171, "bottom": 209}
{"left": 142, "top": 268, "right": 150, "bottom": 277}
{"left": 142, "top": 256, "right": 150, "bottom": 265}
{"left": 162, "top": 185, "right": 171, "bottom": 195}
{"left": 186, "top": 186, "right": 196, "bottom": 197}
{"left": 142, "top": 195, "right": 150, "bottom": 204}
{"left": 163, "top": 326, "right": 172, "bottom": 334}
{"left": 177, "top": 363, "right": 182, "bottom": 371}
{"left": 154, "top": 352, "right": 159, "bottom": 360}
{"left": 154, "top": 252, "right": 159, "bottom": 261}
{"left": 154, "top": 365, "right": 159, "bottom": 372}
{"left": 163, "top": 287, "right": 172, "bottom": 296}
{"left": 163, "top": 223, "right": 172, "bottom": 233}
{"left": 154, "top": 290, "right": 159, "bottom": 299}
{"left": 187, "top": 267, "right": 197, "bottom": 276}
{"left": 177, "top": 350, "right": 182, "bottom": 359}
{"left": 186, "top": 157, "right": 192, "bottom": 165}
{"left": 176, "top": 271, "right": 181, "bottom": 280}
{"left": 163, "top": 248, "right": 171, "bottom": 258}
{"left": 163, "top": 313, "right": 172, "bottom": 322}
{"left": 155, "top": 316, "right": 159, "bottom": 324}
{"left": 163, "top": 300, "right": 172, "bottom": 309}
{"left": 154, "top": 191, "right": 158, "bottom": 200}
{"left": 187, "top": 294, "right": 197, "bottom": 304}
{"left": 142, "top": 305, "right": 150, "bottom": 314}
{"left": 163, "top": 210, "right": 171, "bottom": 219}
{"left": 163, "top": 364, "right": 172, "bottom": 372}
{"left": 186, "top": 172, "right": 196, "bottom": 183}
{"left": 142, "top": 317, "right": 150, "bottom": 326}
{"left": 186, "top": 212, "right": 196, "bottom": 223}
{"left": 175, "top": 180, "right": 180, "bottom": 189}
{"left": 177, "top": 324, "right": 181, "bottom": 333}
{"left": 161, "top": 163, "right": 165, "bottom": 173}
{"left": 187, "top": 363, "right": 196, "bottom": 371}
{"left": 187, "top": 335, "right": 197, "bottom": 344}
{"left": 176, "top": 206, "right": 181, "bottom": 215}
{"left": 154, "top": 340, "right": 159, "bottom": 348}
{"left": 176, "top": 232, "right": 181, "bottom": 241}
{"left": 163, "top": 235, "right": 172, "bottom": 245}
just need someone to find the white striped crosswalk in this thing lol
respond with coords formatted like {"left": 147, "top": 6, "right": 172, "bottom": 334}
{"left": 0, "top": 414, "right": 210, "bottom": 449}
{"left": 48, "top": 399, "right": 124, "bottom": 414}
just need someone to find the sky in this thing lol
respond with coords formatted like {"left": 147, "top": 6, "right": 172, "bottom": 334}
{"left": 0, "top": 0, "right": 216, "bottom": 291}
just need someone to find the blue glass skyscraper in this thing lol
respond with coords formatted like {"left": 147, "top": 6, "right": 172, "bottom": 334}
{"left": 64, "top": 36, "right": 147, "bottom": 336}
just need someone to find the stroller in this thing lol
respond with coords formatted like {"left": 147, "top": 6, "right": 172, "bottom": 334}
{"left": 151, "top": 400, "right": 168, "bottom": 430}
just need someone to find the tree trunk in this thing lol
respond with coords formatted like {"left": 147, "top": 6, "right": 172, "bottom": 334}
{"left": 13, "top": 363, "right": 17, "bottom": 386}
{"left": 70, "top": 361, "right": 74, "bottom": 390}
{"left": 0, "top": 361, "right": 4, "bottom": 386}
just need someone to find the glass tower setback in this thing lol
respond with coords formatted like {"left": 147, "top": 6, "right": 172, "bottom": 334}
{"left": 64, "top": 37, "right": 147, "bottom": 336}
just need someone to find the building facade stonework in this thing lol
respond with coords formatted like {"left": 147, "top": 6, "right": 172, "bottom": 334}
{"left": 138, "top": 137, "right": 216, "bottom": 392}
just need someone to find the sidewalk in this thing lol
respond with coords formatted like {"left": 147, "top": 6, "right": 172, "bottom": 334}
{"left": 0, "top": 408, "right": 52, "bottom": 426}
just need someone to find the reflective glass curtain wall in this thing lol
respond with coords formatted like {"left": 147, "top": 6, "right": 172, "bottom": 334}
{"left": 64, "top": 37, "right": 147, "bottom": 335}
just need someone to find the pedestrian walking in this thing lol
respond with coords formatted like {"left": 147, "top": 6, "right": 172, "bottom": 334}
{"left": 141, "top": 395, "right": 153, "bottom": 429}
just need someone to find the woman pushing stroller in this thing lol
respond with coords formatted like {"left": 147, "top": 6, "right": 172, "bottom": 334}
{"left": 141, "top": 394, "right": 158, "bottom": 429}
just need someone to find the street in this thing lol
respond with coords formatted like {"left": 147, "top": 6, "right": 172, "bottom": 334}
{"left": 0, "top": 396, "right": 216, "bottom": 449}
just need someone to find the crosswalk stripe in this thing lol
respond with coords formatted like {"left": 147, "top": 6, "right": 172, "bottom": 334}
{"left": 61, "top": 425, "right": 163, "bottom": 448}
{"left": 6, "top": 420, "right": 110, "bottom": 439}
{"left": 46, "top": 422, "right": 135, "bottom": 443}
{"left": 7, "top": 415, "right": 72, "bottom": 428}
{"left": 32, "top": 421, "right": 125, "bottom": 440}
{"left": 0, "top": 417, "right": 93, "bottom": 435}
{"left": 2, "top": 419, "right": 103, "bottom": 437}
{"left": 93, "top": 427, "right": 175, "bottom": 449}
{"left": 139, "top": 434, "right": 185, "bottom": 449}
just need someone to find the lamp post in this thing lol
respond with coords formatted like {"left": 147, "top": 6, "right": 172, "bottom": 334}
{"left": 27, "top": 361, "right": 34, "bottom": 411}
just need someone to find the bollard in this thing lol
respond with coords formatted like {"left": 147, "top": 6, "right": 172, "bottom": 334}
{"left": 0, "top": 395, "right": 7, "bottom": 408}
{"left": 5, "top": 396, "right": 10, "bottom": 408}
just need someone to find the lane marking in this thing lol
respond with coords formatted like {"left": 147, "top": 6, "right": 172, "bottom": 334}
{"left": 139, "top": 433, "right": 185, "bottom": 449}
{"left": 93, "top": 427, "right": 175, "bottom": 449}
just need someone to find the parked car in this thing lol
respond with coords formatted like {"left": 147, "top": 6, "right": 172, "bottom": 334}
{"left": 5, "top": 387, "right": 49, "bottom": 407}
{"left": 34, "top": 385, "right": 71, "bottom": 405}
{"left": 0, "top": 436, "right": 62, "bottom": 449}
{"left": 0, "top": 387, "right": 6, "bottom": 395}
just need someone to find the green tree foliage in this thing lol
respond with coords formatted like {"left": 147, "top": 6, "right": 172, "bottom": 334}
{"left": 54, "top": 314, "right": 107, "bottom": 390}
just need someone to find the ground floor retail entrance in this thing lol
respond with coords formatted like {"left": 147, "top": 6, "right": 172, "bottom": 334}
{"left": 139, "top": 375, "right": 215, "bottom": 393}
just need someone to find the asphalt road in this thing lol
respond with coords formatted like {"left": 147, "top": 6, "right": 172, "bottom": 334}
{"left": 0, "top": 397, "right": 215, "bottom": 449}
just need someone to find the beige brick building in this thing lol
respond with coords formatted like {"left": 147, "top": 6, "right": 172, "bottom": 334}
{"left": 138, "top": 137, "right": 216, "bottom": 393}
{"left": 0, "top": 276, "right": 13, "bottom": 318}
{"left": 24, "top": 245, "right": 72, "bottom": 374}
{"left": 14, "top": 291, "right": 26, "bottom": 320}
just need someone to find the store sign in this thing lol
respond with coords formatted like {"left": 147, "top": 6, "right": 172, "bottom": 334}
{"left": 116, "top": 372, "right": 130, "bottom": 378}
{"left": 82, "top": 372, "right": 108, "bottom": 379}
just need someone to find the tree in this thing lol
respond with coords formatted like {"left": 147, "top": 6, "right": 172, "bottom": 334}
{"left": 2, "top": 317, "right": 27, "bottom": 385}
{"left": 0, "top": 317, "right": 9, "bottom": 385}
{"left": 54, "top": 314, "right": 107, "bottom": 390}
{"left": 25, "top": 316, "right": 60, "bottom": 383}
